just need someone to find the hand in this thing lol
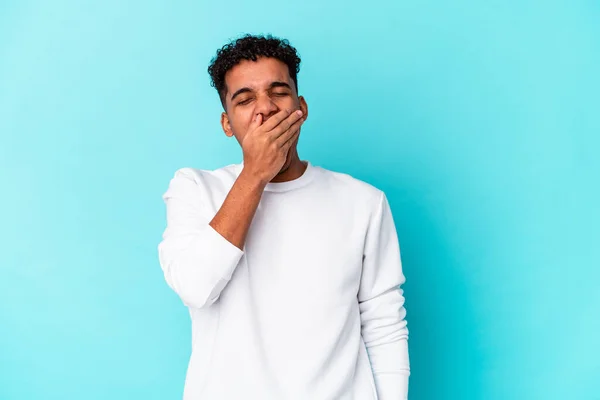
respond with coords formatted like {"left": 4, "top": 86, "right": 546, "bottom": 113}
{"left": 240, "top": 108, "right": 305, "bottom": 185}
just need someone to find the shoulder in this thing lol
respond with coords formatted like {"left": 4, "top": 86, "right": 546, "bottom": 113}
{"left": 171, "top": 163, "right": 238, "bottom": 183}
{"left": 163, "top": 163, "right": 241, "bottom": 199}
{"left": 315, "top": 165, "right": 386, "bottom": 209}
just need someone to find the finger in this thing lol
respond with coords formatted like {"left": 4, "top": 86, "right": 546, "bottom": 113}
{"left": 269, "top": 109, "right": 304, "bottom": 140}
{"left": 276, "top": 117, "right": 304, "bottom": 148}
{"left": 259, "top": 108, "right": 293, "bottom": 132}
{"left": 281, "top": 126, "right": 301, "bottom": 151}
{"left": 248, "top": 113, "right": 263, "bottom": 133}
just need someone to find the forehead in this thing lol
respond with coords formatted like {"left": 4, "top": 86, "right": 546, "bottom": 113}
{"left": 224, "top": 57, "right": 292, "bottom": 93}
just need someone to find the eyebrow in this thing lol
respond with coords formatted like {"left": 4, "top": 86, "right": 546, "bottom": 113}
{"left": 230, "top": 81, "right": 292, "bottom": 102}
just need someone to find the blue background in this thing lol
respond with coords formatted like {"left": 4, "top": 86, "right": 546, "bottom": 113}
{"left": 1, "top": 1, "right": 599, "bottom": 399}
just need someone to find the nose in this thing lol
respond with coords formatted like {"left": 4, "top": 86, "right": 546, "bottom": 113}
{"left": 255, "top": 93, "right": 279, "bottom": 121}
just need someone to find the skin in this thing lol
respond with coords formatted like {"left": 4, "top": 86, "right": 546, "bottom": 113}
{"left": 221, "top": 57, "right": 309, "bottom": 182}
{"left": 209, "top": 56, "right": 308, "bottom": 250}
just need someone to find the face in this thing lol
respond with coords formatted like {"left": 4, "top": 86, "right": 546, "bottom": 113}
{"left": 220, "top": 57, "right": 308, "bottom": 146}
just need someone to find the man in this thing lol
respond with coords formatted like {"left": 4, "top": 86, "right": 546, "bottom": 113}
{"left": 158, "top": 34, "right": 410, "bottom": 399}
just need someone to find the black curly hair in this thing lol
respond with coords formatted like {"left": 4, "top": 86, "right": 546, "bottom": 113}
{"left": 208, "top": 34, "right": 301, "bottom": 109}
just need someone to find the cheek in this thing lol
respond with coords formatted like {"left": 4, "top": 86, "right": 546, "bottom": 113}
{"left": 275, "top": 96, "right": 298, "bottom": 109}
{"left": 243, "top": 114, "right": 254, "bottom": 130}
{"left": 230, "top": 112, "right": 252, "bottom": 134}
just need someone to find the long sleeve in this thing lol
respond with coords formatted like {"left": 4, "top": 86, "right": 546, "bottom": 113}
{"left": 358, "top": 192, "right": 410, "bottom": 399}
{"left": 157, "top": 168, "right": 244, "bottom": 309}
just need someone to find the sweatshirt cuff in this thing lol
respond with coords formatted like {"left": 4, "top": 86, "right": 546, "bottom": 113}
{"left": 205, "top": 223, "right": 245, "bottom": 282}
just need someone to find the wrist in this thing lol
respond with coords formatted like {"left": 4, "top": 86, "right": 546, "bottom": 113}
{"left": 239, "top": 167, "right": 269, "bottom": 190}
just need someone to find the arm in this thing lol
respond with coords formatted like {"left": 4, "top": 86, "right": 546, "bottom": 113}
{"left": 209, "top": 168, "right": 266, "bottom": 250}
{"left": 158, "top": 109, "right": 305, "bottom": 309}
{"left": 157, "top": 168, "right": 265, "bottom": 309}
{"left": 359, "top": 192, "right": 410, "bottom": 399}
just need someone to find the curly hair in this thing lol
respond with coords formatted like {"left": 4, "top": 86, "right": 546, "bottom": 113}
{"left": 208, "top": 34, "right": 301, "bottom": 109}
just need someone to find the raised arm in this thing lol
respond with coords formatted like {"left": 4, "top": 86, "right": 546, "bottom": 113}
{"left": 158, "top": 109, "right": 305, "bottom": 309}
{"left": 157, "top": 168, "right": 265, "bottom": 309}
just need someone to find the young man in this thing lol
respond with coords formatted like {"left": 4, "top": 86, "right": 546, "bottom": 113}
{"left": 158, "top": 34, "right": 410, "bottom": 399}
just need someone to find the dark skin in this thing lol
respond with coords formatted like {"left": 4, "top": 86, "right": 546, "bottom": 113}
{"left": 220, "top": 57, "right": 309, "bottom": 182}
{"left": 209, "top": 56, "right": 309, "bottom": 250}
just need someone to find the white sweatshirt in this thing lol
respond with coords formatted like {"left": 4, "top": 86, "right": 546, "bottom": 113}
{"left": 158, "top": 160, "right": 410, "bottom": 400}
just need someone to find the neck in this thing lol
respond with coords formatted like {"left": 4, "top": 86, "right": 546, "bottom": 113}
{"left": 270, "top": 149, "right": 307, "bottom": 183}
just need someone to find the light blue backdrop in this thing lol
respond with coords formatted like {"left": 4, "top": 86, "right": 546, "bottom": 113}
{"left": 1, "top": 1, "right": 598, "bottom": 399}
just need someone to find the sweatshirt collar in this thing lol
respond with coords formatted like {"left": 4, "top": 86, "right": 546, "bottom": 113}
{"left": 236, "top": 160, "right": 316, "bottom": 192}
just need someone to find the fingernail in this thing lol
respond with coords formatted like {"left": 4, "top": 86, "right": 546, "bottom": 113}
{"left": 296, "top": 110, "right": 303, "bottom": 116}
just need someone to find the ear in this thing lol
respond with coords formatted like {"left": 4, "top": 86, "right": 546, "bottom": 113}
{"left": 221, "top": 112, "right": 234, "bottom": 137}
{"left": 299, "top": 96, "right": 308, "bottom": 122}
